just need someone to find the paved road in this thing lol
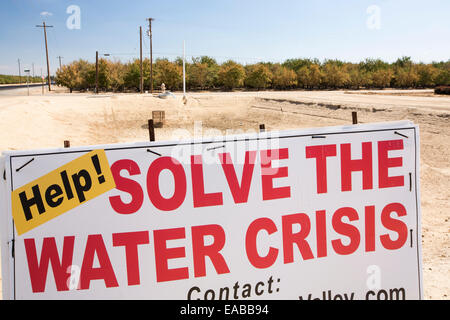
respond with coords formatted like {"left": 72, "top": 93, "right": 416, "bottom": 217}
{"left": 0, "top": 83, "right": 47, "bottom": 96}
{"left": 0, "top": 83, "right": 45, "bottom": 90}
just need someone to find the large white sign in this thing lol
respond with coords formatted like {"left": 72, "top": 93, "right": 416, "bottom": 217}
{"left": 0, "top": 121, "right": 422, "bottom": 300}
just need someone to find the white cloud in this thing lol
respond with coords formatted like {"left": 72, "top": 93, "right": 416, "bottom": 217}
{"left": 40, "top": 11, "right": 53, "bottom": 17}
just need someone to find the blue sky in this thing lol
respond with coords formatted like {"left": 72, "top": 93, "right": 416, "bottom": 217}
{"left": 1, "top": 0, "right": 449, "bottom": 75}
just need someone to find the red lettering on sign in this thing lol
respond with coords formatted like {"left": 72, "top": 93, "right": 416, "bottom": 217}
{"left": 112, "top": 231, "right": 150, "bottom": 286}
{"left": 260, "top": 149, "right": 291, "bottom": 201}
{"left": 365, "top": 205, "right": 376, "bottom": 252}
{"left": 380, "top": 202, "right": 408, "bottom": 250}
{"left": 80, "top": 234, "right": 118, "bottom": 290}
{"left": 315, "top": 210, "right": 327, "bottom": 258}
{"left": 147, "top": 157, "right": 187, "bottom": 211}
{"left": 191, "top": 155, "right": 223, "bottom": 208}
{"left": 378, "top": 140, "right": 404, "bottom": 188}
{"left": 245, "top": 218, "right": 279, "bottom": 269}
{"left": 24, "top": 236, "right": 74, "bottom": 293}
{"left": 305, "top": 144, "right": 337, "bottom": 194}
{"left": 219, "top": 151, "right": 257, "bottom": 204}
{"left": 109, "top": 159, "right": 143, "bottom": 214}
{"left": 282, "top": 213, "right": 314, "bottom": 263}
{"left": 341, "top": 142, "right": 373, "bottom": 191}
{"left": 331, "top": 207, "right": 361, "bottom": 255}
{"left": 153, "top": 228, "right": 189, "bottom": 282}
{"left": 192, "top": 224, "right": 230, "bottom": 277}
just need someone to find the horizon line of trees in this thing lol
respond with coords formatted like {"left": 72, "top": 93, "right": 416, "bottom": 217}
{"left": 54, "top": 56, "right": 450, "bottom": 93}
{"left": 0, "top": 74, "right": 44, "bottom": 85}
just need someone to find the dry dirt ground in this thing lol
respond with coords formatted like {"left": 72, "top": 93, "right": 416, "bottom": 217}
{"left": 0, "top": 87, "right": 448, "bottom": 299}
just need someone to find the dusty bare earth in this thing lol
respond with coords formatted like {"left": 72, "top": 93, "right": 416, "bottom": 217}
{"left": 0, "top": 87, "right": 448, "bottom": 299}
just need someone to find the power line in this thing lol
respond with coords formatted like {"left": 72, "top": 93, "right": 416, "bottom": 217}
{"left": 94, "top": 51, "right": 271, "bottom": 64}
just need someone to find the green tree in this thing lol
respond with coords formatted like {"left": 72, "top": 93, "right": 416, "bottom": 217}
{"left": 75, "top": 59, "right": 95, "bottom": 90}
{"left": 371, "top": 69, "right": 393, "bottom": 88}
{"left": 346, "top": 64, "right": 368, "bottom": 89}
{"left": 244, "top": 63, "right": 272, "bottom": 89}
{"left": 296, "top": 66, "right": 311, "bottom": 89}
{"left": 55, "top": 59, "right": 94, "bottom": 92}
{"left": 321, "top": 61, "right": 349, "bottom": 88}
{"left": 392, "top": 56, "right": 418, "bottom": 88}
{"left": 199, "top": 56, "right": 220, "bottom": 87}
{"left": 270, "top": 64, "right": 297, "bottom": 89}
{"left": 108, "top": 60, "right": 127, "bottom": 92}
{"left": 297, "top": 64, "right": 322, "bottom": 89}
{"left": 97, "top": 58, "right": 111, "bottom": 90}
{"left": 435, "top": 70, "right": 450, "bottom": 85}
{"left": 282, "top": 58, "right": 318, "bottom": 72}
{"left": 187, "top": 62, "right": 209, "bottom": 89}
{"left": 434, "top": 60, "right": 450, "bottom": 85}
{"left": 394, "top": 68, "right": 419, "bottom": 88}
{"left": 218, "top": 60, "right": 245, "bottom": 89}
{"left": 359, "top": 58, "right": 389, "bottom": 73}
{"left": 123, "top": 59, "right": 141, "bottom": 91}
{"left": 55, "top": 64, "right": 80, "bottom": 93}
{"left": 154, "top": 58, "right": 183, "bottom": 90}
{"left": 415, "top": 64, "right": 439, "bottom": 87}
{"left": 393, "top": 56, "right": 413, "bottom": 69}
{"left": 84, "top": 58, "right": 110, "bottom": 91}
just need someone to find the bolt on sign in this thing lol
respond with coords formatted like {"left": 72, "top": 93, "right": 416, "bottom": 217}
{"left": 0, "top": 121, "right": 422, "bottom": 300}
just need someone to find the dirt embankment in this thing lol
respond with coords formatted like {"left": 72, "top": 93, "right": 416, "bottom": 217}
{"left": 0, "top": 89, "right": 448, "bottom": 299}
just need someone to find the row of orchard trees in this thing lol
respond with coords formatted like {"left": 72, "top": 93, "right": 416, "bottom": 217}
{"left": 55, "top": 56, "right": 450, "bottom": 92}
{"left": 0, "top": 74, "right": 43, "bottom": 84}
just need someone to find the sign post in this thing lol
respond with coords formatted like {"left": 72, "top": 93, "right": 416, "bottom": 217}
{"left": 24, "top": 69, "right": 30, "bottom": 96}
{"left": 0, "top": 121, "right": 422, "bottom": 300}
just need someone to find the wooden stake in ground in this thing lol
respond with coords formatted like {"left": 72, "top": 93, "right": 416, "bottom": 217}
{"left": 148, "top": 119, "right": 155, "bottom": 142}
{"left": 352, "top": 111, "right": 358, "bottom": 124}
{"left": 259, "top": 124, "right": 266, "bottom": 132}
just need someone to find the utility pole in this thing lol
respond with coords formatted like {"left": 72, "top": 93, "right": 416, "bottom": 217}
{"left": 36, "top": 22, "right": 53, "bottom": 91}
{"left": 24, "top": 69, "right": 30, "bottom": 96}
{"left": 95, "top": 51, "right": 99, "bottom": 94}
{"left": 147, "top": 18, "right": 154, "bottom": 94}
{"left": 17, "top": 59, "right": 22, "bottom": 84}
{"left": 32, "top": 63, "right": 35, "bottom": 78}
{"left": 140, "top": 26, "right": 143, "bottom": 94}
{"left": 94, "top": 52, "right": 110, "bottom": 94}
{"left": 57, "top": 56, "right": 63, "bottom": 70}
{"left": 183, "top": 40, "right": 186, "bottom": 99}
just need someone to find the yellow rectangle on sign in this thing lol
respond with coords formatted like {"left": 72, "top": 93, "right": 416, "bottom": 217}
{"left": 11, "top": 149, "right": 115, "bottom": 235}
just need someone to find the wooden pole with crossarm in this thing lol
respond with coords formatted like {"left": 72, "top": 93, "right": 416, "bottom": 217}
{"left": 36, "top": 22, "right": 53, "bottom": 91}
